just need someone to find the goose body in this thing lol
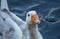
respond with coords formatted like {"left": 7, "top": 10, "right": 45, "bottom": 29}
{"left": 0, "top": 0, "right": 23, "bottom": 39}
{"left": 7, "top": 10, "right": 43, "bottom": 39}
{"left": 1, "top": 0, "right": 43, "bottom": 39}
{"left": 0, "top": 11, "right": 23, "bottom": 39}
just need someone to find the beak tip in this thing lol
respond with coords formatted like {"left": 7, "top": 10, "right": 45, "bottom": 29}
{"left": 36, "top": 20, "right": 41, "bottom": 24}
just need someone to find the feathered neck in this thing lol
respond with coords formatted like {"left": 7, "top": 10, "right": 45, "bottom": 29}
{"left": 27, "top": 24, "right": 39, "bottom": 39}
{"left": 1, "top": 0, "right": 9, "bottom": 11}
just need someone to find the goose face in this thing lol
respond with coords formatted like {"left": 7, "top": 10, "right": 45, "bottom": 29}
{"left": 26, "top": 11, "right": 40, "bottom": 24}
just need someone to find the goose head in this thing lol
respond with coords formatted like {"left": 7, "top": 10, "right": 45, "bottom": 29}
{"left": 26, "top": 11, "right": 40, "bottom": 25}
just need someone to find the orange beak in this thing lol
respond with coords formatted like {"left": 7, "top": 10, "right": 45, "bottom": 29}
{"left": 31, "top": 14, "right": 40, "bottom": 24}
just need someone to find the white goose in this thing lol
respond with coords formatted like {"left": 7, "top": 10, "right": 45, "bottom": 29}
{"left": 1, "top": 0, "right": 23, "bottom": 39}
{"left": 8, "top": 10, "right": 43, "bottom": 39}
{"left": 26, "top": 11, "right": 43, "bottom": 39}
{"left": 1, "top": 0, "right": 43, "bottom": 39}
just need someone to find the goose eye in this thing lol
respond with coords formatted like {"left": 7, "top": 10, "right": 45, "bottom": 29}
{"left": 28, "top": 14, "right": 30, "bottom": 17}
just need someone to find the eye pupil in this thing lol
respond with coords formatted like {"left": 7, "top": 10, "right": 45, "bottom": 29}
{"left": 28, "top": 14, "right": 30, "bottom": 16}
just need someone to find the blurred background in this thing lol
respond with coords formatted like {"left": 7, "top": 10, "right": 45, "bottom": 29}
{"left": 0, "top": 0, "right": 60, "bottom": 39}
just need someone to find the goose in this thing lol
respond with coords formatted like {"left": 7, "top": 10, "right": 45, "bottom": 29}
{"left": 1, "top": 0, "right": 43, "bottom": 39}
{"left": 26, "top": 11, "right": 43, "bottom": 39}
{"left": 0, "top": 0, "right": 23, "bottom": 39}
{"left": 7, "top": 10, "right": 43, "bottom": 39}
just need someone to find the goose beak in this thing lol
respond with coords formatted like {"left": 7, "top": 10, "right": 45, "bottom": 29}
{"left": 31, "top": 14, "right": 40, "bottom": 24}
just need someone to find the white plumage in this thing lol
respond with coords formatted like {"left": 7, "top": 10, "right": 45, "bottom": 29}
{"left": 1, "top": 0, "right": 43, "bottom": 39}
{"left": 0, "top": 0, "right": 23, "bottom": 39}
{"left": 8, "top": 11, "right": 43, "bottom": 39}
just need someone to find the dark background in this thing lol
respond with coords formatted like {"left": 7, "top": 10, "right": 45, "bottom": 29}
{"left": 1, "top": 0, "right": 60, "bottom": 39}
